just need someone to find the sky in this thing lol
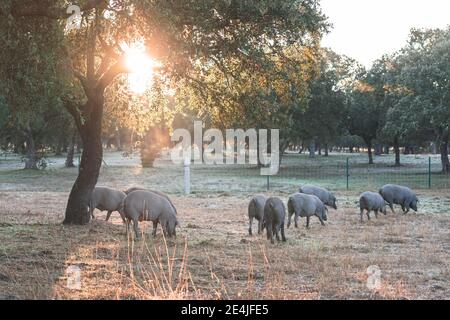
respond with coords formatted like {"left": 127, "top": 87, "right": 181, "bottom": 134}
{"left": 320, "top": 0, "right": 450, "bottom": 68}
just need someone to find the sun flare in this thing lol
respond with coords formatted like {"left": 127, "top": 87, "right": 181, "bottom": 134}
{"left": 121, "top": 41, "right": 161, "bottom": 94}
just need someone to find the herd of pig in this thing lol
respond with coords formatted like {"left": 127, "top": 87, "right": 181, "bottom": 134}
{"left": 248, "top": 184, "right": 419, "bottom": 244}
{"left": 88, "top": 183, "right": 419, "bottom": 243}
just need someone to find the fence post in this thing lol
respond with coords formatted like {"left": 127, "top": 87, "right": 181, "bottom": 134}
{"left": 184, "top": 157, "right": 191, "bottom": 195}
{"left": 346, "top": 157, "right": 349, "bottom": 190}
{"left": 266, "top": 175, "right": 270, "bottom": 191}
{"left": 428, "top": 156, "right": 432, "bottom": 189}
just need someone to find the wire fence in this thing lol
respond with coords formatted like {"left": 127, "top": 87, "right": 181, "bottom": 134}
{"left": 0, "top": 151, "right": 448, "bottom": 195}
{"left": 183, "top": 154, "right": 449, "bottom": 194}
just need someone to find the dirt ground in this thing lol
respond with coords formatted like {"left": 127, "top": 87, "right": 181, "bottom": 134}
{"left": 1, "top": 188, "right": 449, "bottom": 300}
{"left": 1, "top": 152, "right": 449, "bottom": 299}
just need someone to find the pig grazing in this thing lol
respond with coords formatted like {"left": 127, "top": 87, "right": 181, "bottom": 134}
{"left": 299, "top": 185, "right": 337, "bottom": 210}
{"left": 287, "top": 193, "right": 328, "bottom": 229}
{"left": 89, "top": 187, "right": 126, "bottom": 222}
{"left": 248, "top": 195, "right": 267, "bottom": 235}
{"left": 123, "top": 190, "right": 178, "bottom": 239}
{"left": 263, "top": 197, "right": 287, "bottom": 244}
{"left": 359, "top": 192, "right": 387, "bottom": 222}
{"left": 124, "top": 187, "right": 177, "bottom": 215}
{"left": 379, "top": 184, "right": 419, "bottom": 214}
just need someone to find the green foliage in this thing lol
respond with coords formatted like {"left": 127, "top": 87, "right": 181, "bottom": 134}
{"left": 293, "top": 49, "right": 354, "bottom": 146}
{"left": 394, "top": 28, "right": 450, "bottom": 143}
{"left": 0, "top": 15, "right": 74, "bottom": 160}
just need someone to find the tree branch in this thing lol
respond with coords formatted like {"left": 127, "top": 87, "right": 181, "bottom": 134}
{"left": 96, "top": 58, "right": 129, "bottom": 91}
{"left": 63, "top": 100, "right": 84, "bottom": 133}
{"left": 10, "top": 0, "right": 108, "bottom": 19}
{"left": 73, "top": 70, "right": 89, "bottom": 94}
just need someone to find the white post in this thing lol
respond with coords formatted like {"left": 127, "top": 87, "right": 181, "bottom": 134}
{"left": 184, "top": 157, "right": 191, "bottom": 195}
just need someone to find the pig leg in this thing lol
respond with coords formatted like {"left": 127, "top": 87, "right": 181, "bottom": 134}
{"left": 105, "top": 210, "right": 113, "bottom": 221}
{"left": 125, "top": 218, "right": 131, "bottom": 237}
{"left": 294, "top": 213, "right": 299, "bottom": 228}
{"left": 306, "top": 216, "right": 311, "bottom": 229}
{"left": 257, "top": 220, "right": 262, "bottom": 235}
{"left": 366, "top": 211, "right": 371, "bottom": 221}
{"left": 388, "top": 202, "right": 395, "bottom": 214}
{"left": 119, "top": 212, "right": 126, "bottom": 224}
{"left": 266, "top": 223, "right": 274, "bottom": 244}
{"left": 360, "top": 208, "right": 365, "bottom": 222}
{"left": 274, "top": 225, "right": 280, "bottom": 242}
{"left": 89, "top": 204, "right": 96, "bottom": 220}
{"left": 281, "top": 223, "right": 286, "bottom": 242}
{"left": 248, "top": 217, "right": 253, "bottom": 235}
{"left": 132, "top": 218, "right": 141, "bottom": 239}
{"left": 287, "top": 212, "right": 292, "bottom": 229}
{"left": 318, "top": 216, "right": 326, "bottom": 226}
{"left": 161, "top": 220, "right": 168, "bottom": 237}
{"left": 374, "top": 210, "right": 379, "bottom": 219}
{"left": 152, "top": 221, "right": 158, "bottom": 237}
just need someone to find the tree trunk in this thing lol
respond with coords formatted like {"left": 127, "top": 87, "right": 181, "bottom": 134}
{"left": 65, "top": 130, "right": 77, "bottom": 168}
{"left": 365, "top": 139, "right": 374, "bottom": 165}
{"left": 324, "top": 143, "right": 329, "bottom": 157}
{"left": 394, "top": 137, "right": 401, "bottom": 167}
{"left": 63, "top": 96, "right": 104, "bottom": 225}
{"left": 309, "top": 141, "right": 316, "bottom": 158}
{"left": 440, "top": 138, "right": 449, "bottom": 173}
{"left": 375, "top": 144, "right": 382, "bottom": 156}
{"left": 24, "top": 129, "right": 38, "bottom": 170}
{"left": 115, "top": 128, "right": 122, "bottom": 151}
{"left": 384, "top": 145, "right": 390, "bottom": 155}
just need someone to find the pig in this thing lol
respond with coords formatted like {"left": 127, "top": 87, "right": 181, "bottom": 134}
{"left": 299, "top": 185, "right": 337, "bottom": 210}
{"left": 262, "top": 197, "right": 287, "bottom": 244}
{"left": 122, "top": 190, "right": 178, "bottom": 239}
{"left": 89, "top": 187, "right": 126, "bottom": 222}
{"left": 124, "top": 187, "right": 177, "bottom": 215}
{"left": 379, "top": 184, "right": 419, "bottom": 214}
{"left": 248, "top": 195, "right": 267, "bottom": 235}
{"left": 287, "top": 193, "right": 328, "bottom": 229}
{"left": 359, "top": 191, "right": 387, "bottom": 222}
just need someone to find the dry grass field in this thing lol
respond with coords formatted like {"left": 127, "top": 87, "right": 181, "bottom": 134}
{"left": 0, "top": 152, "right": 449, "bottom": 300}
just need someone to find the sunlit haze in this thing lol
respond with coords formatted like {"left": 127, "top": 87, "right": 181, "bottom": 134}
{"left": 321, "top": 0, "right": 450, "bottom": 68}
{"left": 121, "top": 41, "right": 161, "bottom": 94}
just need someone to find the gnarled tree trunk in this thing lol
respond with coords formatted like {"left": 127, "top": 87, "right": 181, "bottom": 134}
{"left": 63, "top": 95, "right": 104, "bottom": 225}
